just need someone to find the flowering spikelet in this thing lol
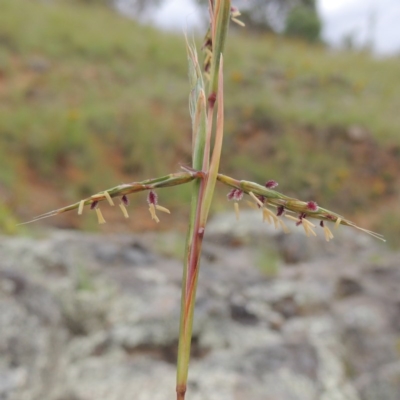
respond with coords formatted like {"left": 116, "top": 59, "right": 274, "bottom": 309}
{"left": 246, "top": 191, "right": 289, "bottom": 232}
{"left": 262, "top": 208, "right": 279, "bottom": 229}
{"left": 227, "top": 189, "right": 243, "bottom": 220}
{"left": 302, "top": 218, "right": 316, "bottom": 237}
{"left": 285, "top": 213, "right": 316, "bottom": 236}
{"left": 118, "top": 195, "right": 130, "bottom": 218}
{"left": 89, "top": 200, "right": 106, "bottom": 224}
{"left": 262, "top": 207, "right": 289, "bottom": 228}
{"left": 230, "top": 6, "right": 245, "bottom": 27}
{"left": 147, "top": 191, "right": 170, "bottom": 223}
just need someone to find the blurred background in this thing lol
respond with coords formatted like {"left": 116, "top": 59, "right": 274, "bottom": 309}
{"left": 0, "top": 0, "right": 399, "bottom": 239}
{"left": 0, "top": 1, "right": 399, "bottom": 399}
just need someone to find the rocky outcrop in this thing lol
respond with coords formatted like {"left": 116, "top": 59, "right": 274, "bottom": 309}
{"left": 0, "top": 214, "right": 398, "bottom": 400}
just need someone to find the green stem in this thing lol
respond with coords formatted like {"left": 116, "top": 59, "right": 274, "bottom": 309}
{"left": 176, "top": 177, "right": 206, "bottom": 400}
{"left": 176, "top": 3, "right": 231, "bottom": 399}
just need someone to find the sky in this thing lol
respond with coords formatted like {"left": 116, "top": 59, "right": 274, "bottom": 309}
{"left": 117, "top": 0, "right": 400, "bottom": 56}
{"left": 319, "top": 0, "right": 400, "bottom": 55}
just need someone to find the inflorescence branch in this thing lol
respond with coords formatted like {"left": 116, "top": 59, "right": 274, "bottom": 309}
{"left": 21, "top": 169, "right": 385, "bottom": 242}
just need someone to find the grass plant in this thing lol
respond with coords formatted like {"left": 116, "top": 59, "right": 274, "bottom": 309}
{"left": 23, "top": 1, "right": 387, "bottom": 398}
{"left": 1, "top": 0, "right": 399, "bottom": 239}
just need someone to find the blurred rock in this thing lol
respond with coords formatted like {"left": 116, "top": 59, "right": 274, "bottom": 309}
{"left": 206, "top": 210, "right": 381, "bottom": 264}
{"left": 0, "top": 228, "right": 398, "bottom": 400}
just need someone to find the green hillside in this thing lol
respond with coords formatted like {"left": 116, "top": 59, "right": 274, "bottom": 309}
{"left": 0, "top": 0, "right": 399, "bottom": 241}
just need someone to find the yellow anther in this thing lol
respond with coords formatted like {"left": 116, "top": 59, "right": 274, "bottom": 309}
{"left": 302, "top": 218, "right": 316, "bottom": 228}
{"left": 119, "top": 203, "right": 129, "bottom": 219}
{"left": 234, "top": 202, "right": 240, "bottom": 221}
{"left": 155, "top": 205, "right": 171, "bottom": 214}
{"left": 104, "top": 191, "right": 114, "bottom": 206}
{"left": 302, "top": 222, "right": 316, "bottom": 237}
{"left": 248, "top": 191, "right": 264, "bottom": 208}
{"left": 78, "top": 200, "right": 84, "bottom": 215}
{"left": 95, "top": 208, "right": 106, "bottom": 224}
{"left": 232, "top": 18, "right": 245, "bottom": 27}
{"left": 323, "top": 225, "right": 334, "bottom": 242}
{"left": 279, "top": 219, "right": 291, "bottom": 234}
{"left": 149, "top": 204, "right": 160, "bottom": 223}
{"left": 262, "top": 208, "right": 272, "bottom": 224}
{"left": 285, "top": 215, "right": 300, "bottom": 223}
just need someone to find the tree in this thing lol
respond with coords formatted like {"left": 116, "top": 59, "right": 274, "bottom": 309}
{"left": 195, "top": 0, "right": 320, "bottom": 33}
{"left": 284, "top": 3, "right": 321, "bottom": 42}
